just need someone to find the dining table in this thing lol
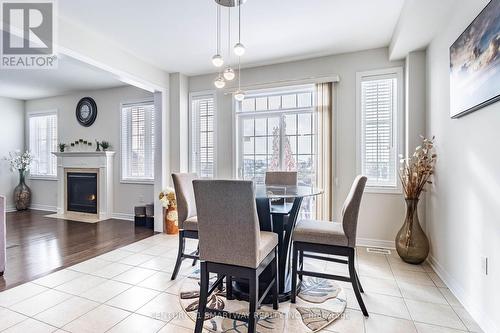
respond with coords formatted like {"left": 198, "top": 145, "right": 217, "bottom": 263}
{"left": 231, "top": 184, "right": 323, "bottom": 303}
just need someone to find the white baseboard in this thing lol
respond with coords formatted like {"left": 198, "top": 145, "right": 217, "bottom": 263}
{"left": 111, "top": 213, "right": 134, "bottom": 221}
{"left": 357, "top": 237, "right": 395, "bottom": 249}
{"left": 427, "top": 254, "right": 498, "bottom": 333}
{"left": 6, "top": 206, "right": 16, "bottom": 212}
{"left": 29, "top": 204, "right": 58, "bottom": 212}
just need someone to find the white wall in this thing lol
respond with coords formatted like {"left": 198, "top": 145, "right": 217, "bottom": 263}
{"left": 25, "top": 86, "right": 155, "bottom": 218}
{"left": 426, "top": 0, "right": 499, "bottom": 332}
{"left": 0, "top": 97, "right": 25, "bottom": 210}
{"left": 189, "top": 47, "right": 406, "bottom": 246}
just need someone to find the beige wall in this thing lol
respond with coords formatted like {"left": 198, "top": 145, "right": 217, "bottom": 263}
{"left": 189, "top": 47, "right": 406, "bottom": 246}
{"left": 426, "top": 0, "right": 499, "bottom": 332}
{"left": 25, "top": 86, "right": 154, "bottom": 218}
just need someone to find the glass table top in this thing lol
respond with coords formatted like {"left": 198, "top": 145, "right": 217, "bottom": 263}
{"left": 254, "top": 184, "right": 323, "bottom": 199}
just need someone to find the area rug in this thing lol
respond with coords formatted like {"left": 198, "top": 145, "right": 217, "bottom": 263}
{"left": 178, "top": 270, "right": 346, "bottom": 332}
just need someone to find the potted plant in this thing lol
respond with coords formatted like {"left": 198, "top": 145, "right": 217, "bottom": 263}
{"left": 159, "top": 188, "right": 178, "bottom": 234}
{"left": 100, "top": 141, "right": 110, "bottom": 151}
{"left": 396, "top": 136, "right": 437, "bottom": 264}
{"left": 4, "top": 151, "right": 34, "bottom": 210}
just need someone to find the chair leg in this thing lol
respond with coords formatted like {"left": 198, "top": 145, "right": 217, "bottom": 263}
{"left": 226, "top": 275, "right": 233, "bottom": 300}
{"left": 195, "top": 262, "right": 209, "bottom": 333}
{"left": 348, "top": 249, "right": 368, "bottom": 317}
{"left": 171, "top": 230, "right": 185, "bottom": 280}
{"left": 271, "top": 247, "right": 279, "bottom": 310}
{"left": 355, "top": 271, "right": 364, "bottom": 293}
{"left": 192, "top": 244, "right": 199, "bottom": 266}
{"left": 291, "top": 244, "right": 298, "bottom": 304}
{"left": 248, "top": 270, "right": 259, "bottom": 333}
{"left": 298, "top": 250, "right": 304, "bottom": 281}
{"left": 216, "top": 273, "right": 224, "bottom": 291}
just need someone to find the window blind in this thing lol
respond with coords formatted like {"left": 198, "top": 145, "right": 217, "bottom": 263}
{"left": 28, "top": 112, "right": 57, "bottom": 177}
{"left": 121, "top": 101, "right": 155, "bottom": 181}
{"left": 191, "top": 94, "right": 215, "bottom": 178}
{"left": 360, "top": 75, "right": 398, "bottom": 188}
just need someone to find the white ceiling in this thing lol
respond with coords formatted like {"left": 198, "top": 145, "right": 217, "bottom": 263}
{"left": 59, "top": 0, "right": 406, "bottom": 75}
{"left": 0, "top": 55, "right": 125, "bottom": 100}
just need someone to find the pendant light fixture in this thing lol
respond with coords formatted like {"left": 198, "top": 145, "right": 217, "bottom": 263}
{"left": 211, "top": 6, "right": 224, "bottom": 67}
{"left": 223, "top": 7, "right": 235, "bottom": 81}
{"left": 234, "top": 57, "right": 245, "bottom": 101}
{"left": 233, "top": 3, "right": 245, "bottom": 56}
{"left": 214, "top": 74, "right": 226, "bottom": 88}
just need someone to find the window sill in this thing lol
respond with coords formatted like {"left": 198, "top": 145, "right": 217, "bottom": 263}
{"left": 29, "top": 176, "right": 58, "bottom": 181}
{"left": 120, "top": 179, "right": 154, "bottom": 185}
{"left": 365, "top": 186, "right": 402, "bottom": 195}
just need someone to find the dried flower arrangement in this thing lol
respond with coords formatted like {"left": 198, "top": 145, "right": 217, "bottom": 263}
{"left": 159, "top": 187, "right": 177, "bottom": 208}
{"left": 4, "top": 150, "right": 34, "bottom": 173}
{"left": 399, "top": 136, "right": 437, "bottom": 200}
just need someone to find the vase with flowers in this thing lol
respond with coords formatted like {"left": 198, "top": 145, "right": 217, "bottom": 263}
{"left": 4, "top": 151, "right": 34, "bottom": 210}
{"left": 396, "top": 136, "right": 437, "bottom": 264}
{"left": 159, "top": 187, "right": 179, "bottom": 234}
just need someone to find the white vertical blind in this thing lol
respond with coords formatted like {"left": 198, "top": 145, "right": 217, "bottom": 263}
{"left": 360, "top": 74, "right": 398, "bottom": 188}
{"left": 28, "top": 112, "right": 57, "bottom": 177}
{"left": 121, "top": 101, "right": 155, "bottom": 181}
{"left": 191, "top": 94, "right": 215, "bottom": 178}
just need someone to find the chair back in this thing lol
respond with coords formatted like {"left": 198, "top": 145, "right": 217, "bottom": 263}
{"left": 193, "top": 180, "right": 261, "bottom": 268}
{"left": 341, "top": 176, "right": 367, "bottom": 248}
{"left": 0, "top": 196, "right": 5, "bottom": 273}
{"left": 171, "top": 173, "right": 197, "bottom": 229}
{"left": 265, "top": 171, "right": 297, "bottom": 186}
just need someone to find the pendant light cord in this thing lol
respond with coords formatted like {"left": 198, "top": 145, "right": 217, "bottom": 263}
{"left": 238, "top": 2, "right": 241, "bottom": 43}
{"left": 216, "top": 6, "right": 220, "bottom": 54}
{"left": 227, "top": 7, "right": 231, "bottom": 61}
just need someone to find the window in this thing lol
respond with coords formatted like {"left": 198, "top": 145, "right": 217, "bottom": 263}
{"left": 120, "top": 101, "right": 155, "bottom": 182}
{"left": 28, "top": 111, "right": 58, "bottom": 178}
{"left": 357, "top": 68, "right": 403, "bottom": 190}
{"left": 190, "top": 92, "right": 215, "bottom": 178}
{"left": 236, "top": 85, "right": 316, "bottom": 186}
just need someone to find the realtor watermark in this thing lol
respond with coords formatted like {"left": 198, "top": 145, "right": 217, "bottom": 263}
{"left": 1, "top": 0, "right": 57, "bottom": 69}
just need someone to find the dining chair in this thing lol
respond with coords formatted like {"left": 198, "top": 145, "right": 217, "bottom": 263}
{"left": 193, "top": 180, "right": 279, "bottom": 333}
{"left": 290, "top": 175, "right": 369, "bottom": 317}
{"left": 171, "top": 173, "right": 199, "bottom": 280}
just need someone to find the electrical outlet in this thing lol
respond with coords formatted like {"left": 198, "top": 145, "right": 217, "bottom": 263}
{"left": 481, "top": 256, "right": 488, "bottom": 276}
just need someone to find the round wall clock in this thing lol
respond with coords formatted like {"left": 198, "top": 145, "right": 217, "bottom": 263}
{"left": 76, "top": 97, "right": 98, "bottom": 127}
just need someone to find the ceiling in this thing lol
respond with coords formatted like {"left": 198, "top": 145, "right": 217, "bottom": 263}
{"left": 0, "top": 55, "right": 125, "bottom": 100}
{"left": 59, "top": 0, "right": 406, "bottom": 75}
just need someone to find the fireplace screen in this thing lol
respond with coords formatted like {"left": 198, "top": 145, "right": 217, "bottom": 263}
{"left": 67, "top": 172, "right": 98, "bottom": 214}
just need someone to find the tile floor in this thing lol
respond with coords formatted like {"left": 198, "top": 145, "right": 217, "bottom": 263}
{"left": 0, "top": 233, "right": 483, "bottom": 333}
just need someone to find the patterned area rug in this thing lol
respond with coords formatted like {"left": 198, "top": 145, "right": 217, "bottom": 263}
{"left": 178, "top": 270, "right": 346, "bottom": 332}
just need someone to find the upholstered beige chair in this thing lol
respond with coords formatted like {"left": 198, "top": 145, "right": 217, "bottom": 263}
{"left": 291, "top": 176, "right": 368, "bottom": 317}
{"left": 171, "top": 173, "right": 199, "bottom": 280}
{"left": 265, "top": 171, "right": 297, "bottom": 186}
{"left": 193, "top": 180, "right": 279, "bottom": 333}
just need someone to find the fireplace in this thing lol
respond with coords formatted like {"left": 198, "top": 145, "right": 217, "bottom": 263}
{"left": 67, "top": 172, "right": 98, "bottom": 214}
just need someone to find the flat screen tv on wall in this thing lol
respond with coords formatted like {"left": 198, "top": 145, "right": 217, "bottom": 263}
{"left": 450, "top": 0, "right": 500, "bottom": 118}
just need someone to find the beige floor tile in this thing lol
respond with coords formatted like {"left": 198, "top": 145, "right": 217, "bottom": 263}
{"left": 363, "top": 293, "right": 410, "bottom": 319}
{"left": 120, "top": 242, "right": 154, "bottom": 253}
{"left": 106, "top": 286, "right": 159, "bottom": 312}
{"left": 138, "top": 271, "right": 177, "bottom": 291}
{"left": 33, "top": 270, "right": 84, "bottom": 288}
{"left": 0, "top": 282, "right": 48, "bottom": 307}
{"left": 34, "top": 296, "right": 99, "bottom": 328}
{"left": 139, "top": 257, "right": 176, "bottom": 272}
{"left": 324, "top": 309, "right": 365, "bottom": 333}
{"left": 112, "top": 267, "right": 157, "bottom": 285}
{"left": 342, "top": 288, "right": 361, "bottom": 311}
{"left": 359, "top": 276, "right": 401, "bottom": 297}
{"left": 157, "top": 323, "right": 193, "bottom": 333}
{"left": 140, "top": 245, "right": 174, "bottom": 256}
{"left": 398, "top": 282, "right": 448, "bottom": 305}
{"left": 119, "top": 253, "right": 156, "bottom": 266}
{"left": 427, "top": 272, "right": 447, "bottom": 288}
{"left": 414, "top": 322, "right": 468, "bottom": 333}
{"left": 68, "top": 258, "right": 109, "bottom": 274}
{"left": 358, "top": 262, "right": 394, "bottom": 281}
{"left": 10, "top": 289, "right": 72, "bottom": 316}
{"left": 80, "top": 279, "right": 131, "bottom": 303}
{"left": 452, "top": 306, "right": 484, "bottom": 333}
{"left": 0, "top": 308, "right": 29, "bottom": 331}
{"left": 136, "top": 292, "right": 185, "bottom": 322}
{"left": 63, "top": 304, "right": 130, "bottom": 333}
{"left": 164, "top": 276, "right": 190, "bottom": 295}
{"left": 438, "top": 288, "right": 462, "bottom": 307}
{"left": 390, "top": 261, "right": 427, "bottom": 273}
{"left": 3, "top": 318, "right": 58, "bottom": 333}
{"left": 107, "top": 313, "right": 166, "bottom": 333}
{"left": 97, "top": 249, "right": 134, "bottom": 262}
{"left": 91, "top": 262, "right": 132, "bottom": 279}
{"left": 393, "top": 270, "right": 435, "bottom": 286}
{"left": 365, "top": 313, "right": 417, "bottom": 333}
{"left": 55, "top": 274, "right": 107, "bottom": 296}
{"left": 405, "top": 299, "right": 467, "bottom": 330}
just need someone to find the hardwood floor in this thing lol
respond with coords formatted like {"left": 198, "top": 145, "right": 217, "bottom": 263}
{"left": 1, "top": 209, "right": 155, "bottom": 291}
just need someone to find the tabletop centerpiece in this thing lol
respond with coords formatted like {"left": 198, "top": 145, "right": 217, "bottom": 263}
{"left": 159, "top": 187, "right": 179, "bottom": 234}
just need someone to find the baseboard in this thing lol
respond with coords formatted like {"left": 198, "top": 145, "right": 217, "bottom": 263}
{"left": 111, "top": 213, "right": 134, "bottom": 221}
{"left": 29, "top": 204, "right": 58, "bottom": 212}
{"left": 357, "top": 237, "right": 395, "bottom": 249}
{"left": 6, "top": 206, "right": 16, "bottom": 213}
{"left": 427, "top": 254, "right": 498, "bottom": 333}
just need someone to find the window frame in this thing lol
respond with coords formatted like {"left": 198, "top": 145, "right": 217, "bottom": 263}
{"left": 356, "top": 67, "right": 404, "bottom": 194}
{"left": 26, "top": 109, "right": 58, "bottom": 180}
{"left": 119, "top": 99, "right": 155, "bottom": 184}
{"left": 188, "top": 90, "right": 217, "bottom": 178}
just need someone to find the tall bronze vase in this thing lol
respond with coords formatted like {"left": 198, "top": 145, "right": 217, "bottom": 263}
{"left": 395, "top": 198, "right": 429, "bottom": 264}
{"left": 14, "top": 169, "right": 31, "bottom": 211}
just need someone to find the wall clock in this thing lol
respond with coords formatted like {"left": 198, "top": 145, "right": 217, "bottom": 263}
{"left": 76, "top": 97, "right": 98, "bottom": 127}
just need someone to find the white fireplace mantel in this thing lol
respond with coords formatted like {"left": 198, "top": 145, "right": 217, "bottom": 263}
{"left": 53, "top": 151, "right": 115, "bottom": 221}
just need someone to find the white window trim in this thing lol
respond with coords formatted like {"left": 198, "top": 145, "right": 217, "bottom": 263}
{"left": 26, "top": 109, "right": 58, "bottom": 181}
{"left": 119, "top": 99, "right": 155, "bottom": 184}
{"left": 188, "top": 90, "right": 217, "bottom": 178}
{"left": 356, "top": 67, "right": 404, "bottom": 194}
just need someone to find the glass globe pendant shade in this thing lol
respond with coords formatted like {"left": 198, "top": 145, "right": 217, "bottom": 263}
{"left": 223, "top": 67, "right": 236, "bottom": 81}
{"left": 212, "top": 54, "right": 224, "bottom": 67}
{"left": 233, "top": 43, "right": 246, "bottom": 56}
{"left": 214, "top": 75, "right": 226, "bottom": 89}
{"left": 234, "top": 89, "right": 245, "bottom": 101}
